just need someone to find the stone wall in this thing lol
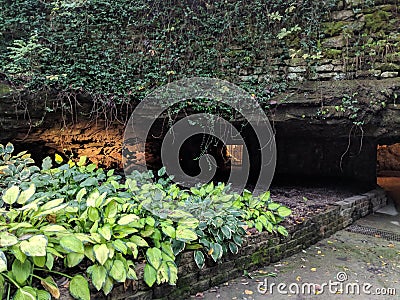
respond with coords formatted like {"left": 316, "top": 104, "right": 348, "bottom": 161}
{"left": 90, "top": 188, "right": 386, "bottom": 300}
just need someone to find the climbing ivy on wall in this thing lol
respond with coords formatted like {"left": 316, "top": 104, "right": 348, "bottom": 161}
{"left": 0, "top": 0, "right": 338, "bottom": 120}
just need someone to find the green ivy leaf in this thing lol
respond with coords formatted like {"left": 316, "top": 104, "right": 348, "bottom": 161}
{"left": 69, "top": 275, "right": 90, "bottom": 300}
{"left": 161, "top": 225, "right": 176, "bottom": 238}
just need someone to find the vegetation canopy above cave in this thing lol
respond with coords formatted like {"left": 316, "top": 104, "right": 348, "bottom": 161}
{"left": 0, "top": 0, "right": 339, "bottom": 119}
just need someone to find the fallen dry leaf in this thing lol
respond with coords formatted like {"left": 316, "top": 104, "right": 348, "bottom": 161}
{"left": 244, "top": 290, "right": 253, "bottom": 295}
{"left": 311, "top": 268, "right": 317, "bottom": 272}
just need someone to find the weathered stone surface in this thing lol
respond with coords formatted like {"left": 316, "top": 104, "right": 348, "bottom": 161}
{"left": 322, "top": 36, "right": 344, "bottom": 48}
{"left": 332, "top": 10, "right": 355, "bottom": 21}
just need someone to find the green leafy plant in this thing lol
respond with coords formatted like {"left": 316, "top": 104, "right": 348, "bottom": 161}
{"left": 0, "top": 143, "right": 292, "bottom": 299}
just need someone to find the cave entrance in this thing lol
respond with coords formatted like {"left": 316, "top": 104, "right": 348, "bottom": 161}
{"left": 177, "top": 134, "right": 233, "bottom": 183}
{"left": 377, "top": 143, "right": 400, "bottom": 212}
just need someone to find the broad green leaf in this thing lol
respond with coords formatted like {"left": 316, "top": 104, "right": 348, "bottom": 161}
{"left": 161, "top": 242, "right": 174, "bottom": 261}
{"left": 84, "top": 245, "right": 95, "bottom": 262}
{"left": 33, "top": 256, "right": 46, "bottom": 267}
{"left": 77, "top": 156, "right": 87, "bottom": 167}
{"left": 88, "top": 207, "right": 100, "bottom": 222}
{"left": 221, "top": 225, "right": 232, "bottom": 239}
{"left": 12, "top": 259, "right": 32, "bottom": 285}
{"left": 157, "top": 261, "right": 169, "bottom": 284}
{"left": 60, "top": 235, "right": 84, "bottom": 254}
{"left": 91, "top": 265, "right": 107, "bottom": 291}
{"left": 41, "top": 225, "right": 67, "bottom": 233}
{"left": 210, "top": 243, "right": 223, "bottom": 262}
{"left": 277, "top": 225, "right": 289, "bottom": 236}
{"left": 175, "top": 227, "right": 198, "bottom": 242}
{"left": 76, "top": 188, "right": 87, "bottom": 202}
{"left": 104, "top": 201, "right": 117, "bottom": 218}
{"left": 11, "top": 245, "right": 26, "bottom": 263}
{"left": 167, "top": 261, "right": 178, "bottom": 285}
{"left": 36, "top": 290, "right": 51, "bottom": 300}
{"left": 86, "top": 190, "right": 100, "bottom": 207}
{"left": 93, "top": 244, "right": 109, "bottom": 265}
{"left": 17, "top": 184, "right": 36, "bottom": 204}
{"left": 126, "top": 242, "right": 138, "bottom": 259}
{"left": 277, "top": 206, "right": 292, "bottom": 217}
{"left": 268, "top": 202, "right": 280, "bottom": 211}
{"left": 109, "top": 259, "right": 126, "bottom": 282}
{"left": 229, "top": 242, "right": 239, "bottom": 254}
{"left": 80, "top": 177, "right": 98, "bottom": 187}
{"left": 146, "top": 247, "right": 162, "bottom": 270}
{"left": 20, "top": 235, "right": 48, "bottom": 256}
{"left": 255, "top": 221, "right": 263, "bottom": 233}
{"left": 2, "top": 185, "right": 20, "bottom": 205}
{"left": 0, "top": 232, "right": 18, "bottom": 246}
{"left": 5, "top": 142, "right": 14, "bottom": 154}
{"left": 178, "top": 217, "right": 199, "bottom": 229}
{"left": 13, "top": 286, "right": 36, "bottom": 300}
{"left": 42, "top": 157, "right": 52, "bottom": 170}
{"left": 102, "top": 276, "right": 113, "bottom": 295}
{"left": 38, "top": 198, "right": 64, "bottom": 212}
{"left": 129, "top": 235, "right": 149, "bottom": 247}
{"left": 194, "top": 251, "right": 205, "bottom": 269}
{"left": 45, "top": 253, "right": 54, "bottom": 270}
{"left": 112, "top": 240, "right": 127, "bottom": 254}
{"left": 118, "top": 214, "right": 140, "bottom": 225}
{"left": 161, "top": 225, "right": 175, "bottom": 238}
{"left": 98, "top": 224, "right": 112, "bottom": 241}
{"left": 143, "top": 264, "right": 157, "bottom": 287}
{"left": 0, "top": 251, "right": 7, "bottom": 272}
{"left": 127, "top": 267, "right": 137, "bottom": 280}
{"left": 40, "top": 276, "right": 60, "bottom": 299}
{"left": 67, "top": 252, "right": 85, "bottom": 267}
{"left": 172, "top": 240, "right": 185, "bottom": 255}
{"left": 69, "top": 275, "right": 90, "bottom": 300}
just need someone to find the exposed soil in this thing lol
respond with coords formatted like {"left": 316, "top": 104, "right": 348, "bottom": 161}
{"left": 262, "top": 181, "right": 370, "bottom": 227}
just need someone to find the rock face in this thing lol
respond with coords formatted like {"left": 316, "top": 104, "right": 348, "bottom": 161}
{"left": 378, "top": 144, "right": 400, "bottom": 174}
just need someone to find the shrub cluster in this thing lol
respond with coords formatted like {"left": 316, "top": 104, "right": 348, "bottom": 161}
{"left": 0, "top": 143, "right": 291, "bottom": 299}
